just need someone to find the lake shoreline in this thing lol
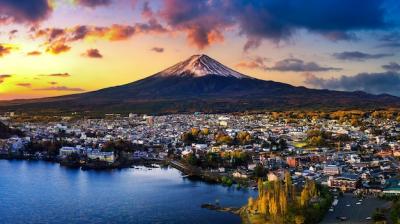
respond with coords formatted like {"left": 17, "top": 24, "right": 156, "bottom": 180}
{"left": 0, "top": 160, "right": 254, "bottom": 224}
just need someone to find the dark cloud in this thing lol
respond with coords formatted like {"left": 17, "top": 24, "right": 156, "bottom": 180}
{"left": 380, "top": 32, "right": 400, "bottom": 42}
{"left": 0, "top": 0, "right": 395, "bottom": 52}
{"left": 48, "top": 28, "right": 66, "bottom": 42}
{"left": 133, "top": 19, "right": 167, "bottom": 34}
{"left": 233, "top": 0, "right": 387, "bottom": 49}
{"left": 333, "top": 51, "right": 393, "bottom": 61}
{"left": 267, "top": 58, "right": 341, "bottom": 72}
{"left": 243, "top": 38, "right": 262, "bottom": 52}
{"left": 377, "top": 32, "right": 400, "bottom": 48}
{"left": 49, "top": 81, "right": 57, "bottom": 85}
{"left": 0, "top": 44, "right": 13, "bottom": 57}
{"left": 151, "top": 0, "right": 389, "bottom": 50}
{"left": 322, "top": 31, "right": 358, "bottom": 41}
{"left": 304, "top": 72, "right": 400, "bottom": 96}
{"left": 378, "top": 42, "right": 400, "bottom": 48}
{"left": 150, "top": 47, "right": 164, "bottom": 53}
{"left": 0, "top": 74, "right": 12, "bottom": 84}
{"left": 8, "top": 29, "right": 18, "bottom": 39}
{"left": 16, "top": 83, "right": 31, "bottom": 88}
{"left": 0, "top": 0, "right": 52, "bottom": 24}
{"left": 159, "top": 0, "right": 233, "bottom": 49}
{"left": 35, "top": 86, "right": 85, "bottom": 92}
{"left": 237, "top": 57, "right": 340, "bottom": 72}
{"left": 27, "top": 51, "right": 41, "bottom": 56}
{"left": 382, "top": 62, "right": 400, "bottom": 71}
{"left": 75, "top": 0, "right": 112, "bottom": 8}
{"left": 141, "top": 1, "right": 154, "bottom": 19}
{"left": 46, "top": 73, "right": 71, "bottom": 78}
{"left": 83, "top": 48, "right": 103, "bottom": 58}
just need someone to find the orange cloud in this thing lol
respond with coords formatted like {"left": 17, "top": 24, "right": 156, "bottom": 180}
{"left": 0, "top": 43, "right": 16, "bottom": 57}
{"left": 0, "top": 74, "right": 12, "bottom": 84}
{"left": 16, "top": 83, "right": 32, "bottom": 88}
{"left": 46, "top": 73, "right": 71, "bottom": 77}
{"left": 35, "top": 21, "right": 167, "bottom": 45}
{"left": 46, "top": 41, "right": 71, "bottom": 54}
{"left": 82, "top": 48, "right": 103, "bottom": 58}
{"left": 27, "top": 50, "right": 41, "bottom": 56}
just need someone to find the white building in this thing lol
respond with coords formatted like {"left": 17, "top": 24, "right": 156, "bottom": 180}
{"left": 323, "top": 165, "right": 342, "bottom": 176}
{"left": 87, "top": 150, "right": 115, "bottom": 163}
{"left": 59, "top": 147, "right": 80, "bottom": 158}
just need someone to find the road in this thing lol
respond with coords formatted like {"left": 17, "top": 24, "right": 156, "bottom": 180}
{"left": 321, "top": 193, "right": 390, "bottom": 224}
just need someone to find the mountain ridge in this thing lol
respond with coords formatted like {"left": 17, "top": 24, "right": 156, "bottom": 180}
{"left": 1, "top": 54, "right": 399, "bottom": 114}
{"left": 153, "top": 54, "right": 250, "bottom": 79}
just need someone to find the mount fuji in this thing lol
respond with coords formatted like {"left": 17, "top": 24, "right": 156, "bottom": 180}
{"left": 1, "top": 54, "right": 400, "bottom": 113}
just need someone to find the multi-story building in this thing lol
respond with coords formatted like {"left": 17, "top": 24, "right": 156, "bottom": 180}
{"left": 323, "top": 165, "right": 342, "bottom": 176}
{"left": 328, "top": 174, "right": 360, "bottom": 191}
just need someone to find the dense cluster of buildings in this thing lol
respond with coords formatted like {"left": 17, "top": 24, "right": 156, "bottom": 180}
{"left": 1, "top": 112, "right": 400, "bottom": 196}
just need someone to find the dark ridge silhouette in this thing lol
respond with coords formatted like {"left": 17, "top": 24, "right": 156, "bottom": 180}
{"left": 1, "top": 54, "right": 400, "bottom": 114}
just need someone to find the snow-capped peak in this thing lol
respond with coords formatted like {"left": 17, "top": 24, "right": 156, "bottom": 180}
{"left": 155, "top": 54, "right": 249, "bottom": 79}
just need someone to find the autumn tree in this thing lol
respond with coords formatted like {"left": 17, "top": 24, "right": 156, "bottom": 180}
{"left": 294, "top": 215, "right": 305, "bottom": 224}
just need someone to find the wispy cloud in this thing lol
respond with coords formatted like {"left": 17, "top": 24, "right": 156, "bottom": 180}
{"left": 0, "top": 44, "right": 15, "bottom": 57}
{"left": 237, "top": 57, "right": 340, "bottom": 72}
{"left": 16, "top": 83, "right": 32, "bottom": 88}
{"left": 150, "top": 47, "right": 164, "bottom": 53}
{"left": 333, "top": 51, "right": 393, "bottom": 61}
{"left": 27, "top": 51, "right": 41, "bottom": 56}
{"left": 304, "top": 72, "right": 400, "bottom": 96}
{"left": 267, "top": 58, "right": 341, "bottom": 72}
{"left": 74, "top": 0, "right": 113, "bottom": 8}
{"left": 45, "top": 73, "right": 71, "bottom": 78}
{"left": 382, "top": 62, "right": 400, "bottom": 72}
{"left": 46, "top": 42, "right": 71, "bottom": 54}
{"left": 35, "top": 86, "right": 85, "bottom": 92}
{"left": 82, "top": 48, "right": 103, "bottom": 58}
{"left": 0, "top": 74, "right": 12, "bottom": 84}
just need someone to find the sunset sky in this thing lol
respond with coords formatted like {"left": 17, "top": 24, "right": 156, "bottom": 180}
{"left": 1, "top": 0, "right": 400, "bottom": 100}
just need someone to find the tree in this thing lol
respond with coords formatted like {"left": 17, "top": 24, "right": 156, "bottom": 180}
{"left": 191, "top": 128, "right": 200, "bottom": 136}
{"left": 390, "top": 200, "right": 400, "bottom": 224}
{"left": 235, "top": 131, "right": 252, "bottom": 145}
{"left": 254, "top": 163, "right": 267, "bottom": 178}
{"left": 372, "top": 208, "right": 386, "bottom": 223}
{"left": 279, "top": 138, "right": 288, "bottom": 150}
{"left": 284, "top": 171, "right": 294, "bottom": 200}
{"left": 186, "top": 153, "right": 198, "bottom": 166}
{"left": 248, "top": 197, "right": 255, "bottom": 213}
{"left": 201, "top": 128, "right": 210, "bottom": 135}
{"left": 294, "top": 215, "right": 305, "bottom": 224}
{"left": 246, "top": 173, "right": 324, "bottom": 223}
{"left": 300, "top": 187, "right": 310, "bottom": 208}
{"left": 259, "top": 193, "right": 268, "bottom": 215}
{"left": 181, "top": 132, "right": 196, "bottom": 145}
{"left": 215, "top": 133, "right": 233, "bottom": 145}
{"left": 279, "top": 189, "right": 288, "bottom": 216}
{"left": 258, "top": 179, "right": 265, "bottom": 197}
{"left": 269, "top": 196, "right": 278, "bottom": 219}
{"left": 205, "top": 152, "right": 220, "bottom": 168}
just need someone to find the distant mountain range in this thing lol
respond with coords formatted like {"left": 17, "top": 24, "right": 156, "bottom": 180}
{"left": 1, "top": 54, "right": 400, "bottom": 114}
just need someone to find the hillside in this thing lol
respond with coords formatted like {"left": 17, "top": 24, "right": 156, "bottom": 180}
{"left": 0, "top": 55, "right": 399, "bottom": 114}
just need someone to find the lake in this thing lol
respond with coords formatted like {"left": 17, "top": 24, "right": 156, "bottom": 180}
{"left": 0, "top": 160, "right": 255, "bottom": 224}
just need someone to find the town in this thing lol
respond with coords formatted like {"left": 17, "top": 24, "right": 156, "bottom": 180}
{"left": 1, "top": 110, "right": 400, "bottom": 223}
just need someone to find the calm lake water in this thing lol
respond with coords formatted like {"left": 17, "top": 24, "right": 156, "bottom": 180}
{"left": 0, "top": 160, "right": 255, "bottom": 224}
